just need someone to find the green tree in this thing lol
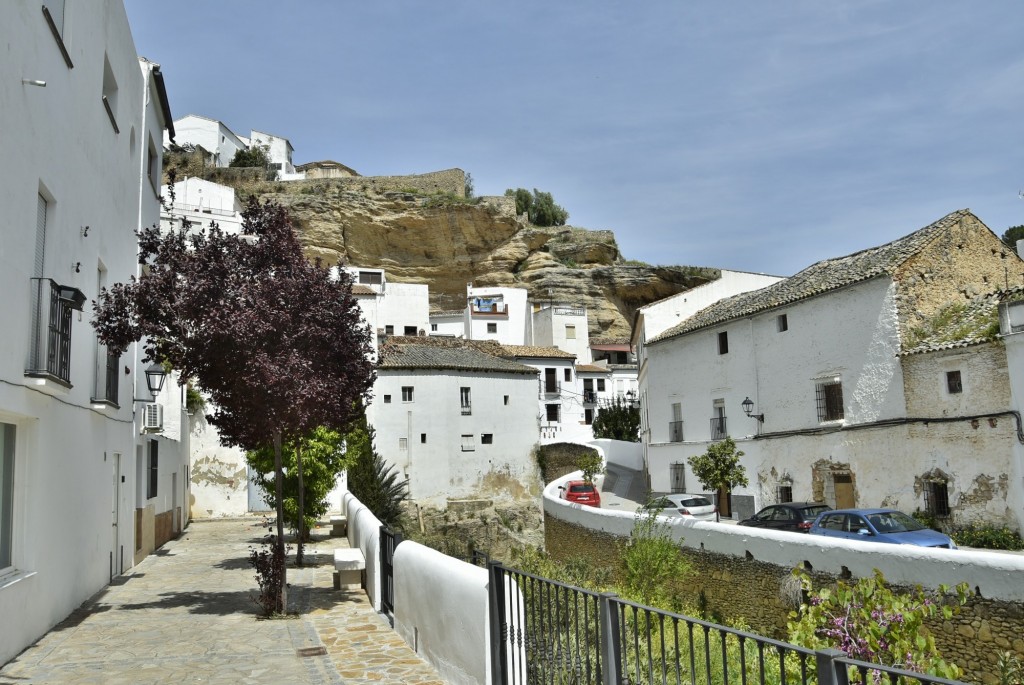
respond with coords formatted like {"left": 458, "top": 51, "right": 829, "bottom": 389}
{"left": 575, "top": 448, "right": 604, "bottom": 483}
{"left": 229, "top": 145, "right": 269, "bottom": 168}
{"left": 464, "top": 172, "right": 475, "bottom": 199}
{"left": 504, "top": 187, "right": 568, "bottom": 226}
{"left": 1000, "top": 225, "right": 1024, "bottom": 250}
{"left": 788, "top": 569, "right": 968, "bottom": 680}
{"left": 345, "top": 414, "right": 408, "bottom": 528}
{"left": 687, "top": 437, "right": 748, "bottom": 522}
{"left": 592, "top": 396, "right": 640, "bottom": 442}
{"left": 246, "top": 426, "right": 351, "bottom": 544}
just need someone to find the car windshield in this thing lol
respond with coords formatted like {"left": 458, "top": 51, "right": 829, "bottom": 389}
{"left": 680, "top": 497, "right": 712, "bottom": 508}
{"left": 569, "top": 484, "right": 595, "bottom": 494}
{"left": 867, "top": 511, "right": 925, "bottom": 533}
{"left": 800, "top": 505, "right": 830, "bottom": 520}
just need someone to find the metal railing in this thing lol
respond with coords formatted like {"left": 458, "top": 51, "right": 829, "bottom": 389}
{"left": 710, "top": 416, "right": 728, "bottom": 440}
{"left": 485, "top": 561, "right": 964, "bottom": 685}
{"left": 669, "top": 420, "right": 684, "bottom": 442}
{"left": 26, "top": 278, "right": 74, "bottom": 384}
{"left": 380, "top": 525, "right": 403, "bottom": 617}
{"left": 583, "top": 390, "right": 598, "bottom": 404}
{"left": 541, "top": 381, "right": 562, "bottom": 398}
{"left": 462, "top": 403, "right": 472, "bottom": 416}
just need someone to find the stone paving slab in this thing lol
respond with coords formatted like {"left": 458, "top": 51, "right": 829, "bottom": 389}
{"left": 0, "top": 518, "right": 444, "bottom": 685}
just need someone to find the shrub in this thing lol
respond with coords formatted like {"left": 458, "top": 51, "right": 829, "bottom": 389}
{"left": 576, "top": 449, "right": 604, "bottom": 483}
{"left": 951, "top": 524, "right": 1024, "bottom": 550}
{"left": 621, "top": 508, "right": 692, "bottom": 611}
{"left": 249, "top": 535, "right": 288, "bottom": 615}
{"left": 787, "top": 569, "right": 968, "bottom": 680}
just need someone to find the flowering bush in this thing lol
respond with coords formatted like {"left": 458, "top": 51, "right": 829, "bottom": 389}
{"left": 787, "top": 569, "right": 968, "bottom": 680}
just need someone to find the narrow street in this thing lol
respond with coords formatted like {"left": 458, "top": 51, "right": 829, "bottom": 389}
{"left": 0, "top": 519, "right": 443, "bottom": 685}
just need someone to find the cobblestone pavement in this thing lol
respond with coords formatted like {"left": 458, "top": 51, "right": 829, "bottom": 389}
{"left": 0, "top": 519, "right": 445, "bottom": 685}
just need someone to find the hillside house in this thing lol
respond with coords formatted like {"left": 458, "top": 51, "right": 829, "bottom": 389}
{"left": 296, "top": 160, "right": 360, "bottom": 179}
{"left": 0, "top": 1, "right": 183, "bottom": 664}
{"left": 168, "top": 114, "right": 248, "bottom": 168}
{"left": 641, "top": 210, "right": 1024, "bottom": 529}
{"left": 367, "top": 338, "right": 541, "bottom": 506}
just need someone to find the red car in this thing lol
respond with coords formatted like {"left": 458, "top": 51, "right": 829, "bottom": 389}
{"left": 559, "top": 480, "right": 601, "bottom": 507}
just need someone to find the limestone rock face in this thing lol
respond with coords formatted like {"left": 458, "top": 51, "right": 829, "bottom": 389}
{"left": 261, "top": 185, "right": 719, "bottom": 339}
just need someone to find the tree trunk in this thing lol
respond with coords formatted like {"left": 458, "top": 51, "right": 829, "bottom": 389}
{"left": 296, "top": 442, "right": 305, "bottom": 565}
{"left": 273, "top": 428, "right": 287, "bottom": 613}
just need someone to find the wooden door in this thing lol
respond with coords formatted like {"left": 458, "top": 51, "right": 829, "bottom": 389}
{"left": 833, "top": 473, "right": 854, "bottom": 508}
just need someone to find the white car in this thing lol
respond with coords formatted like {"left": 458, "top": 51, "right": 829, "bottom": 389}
{"left": 644, "top": 494, "right": 717, "bottom": 521}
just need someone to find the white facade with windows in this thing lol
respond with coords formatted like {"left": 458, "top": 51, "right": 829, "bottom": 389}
{"left": 368, "top": 342, "right": 540, "bottom": 507}
{"left": 0, "top": 1, "right": 182, "bottom": 664}
{"left": 465, "top": 286, "right": 531, "bottom": 345}
{"left": 249, "top": 129, "right": 296, "bottom": 177}
{"left": 160, "top": 177, "right": 244, "bottom": 235}
{"left": 641, "top": 211, "right": 1024, "bottom": 530}
{"left": 533, "top": 304, "right": 591, "bottom": 363}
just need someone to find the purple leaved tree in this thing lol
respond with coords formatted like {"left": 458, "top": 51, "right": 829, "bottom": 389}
{"left": 94, "top": 197, "right": 375, "bottom": 612}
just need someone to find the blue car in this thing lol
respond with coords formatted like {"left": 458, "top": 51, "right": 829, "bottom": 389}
{"left": 808, "top": 508, "right": 957, "bottom": 549}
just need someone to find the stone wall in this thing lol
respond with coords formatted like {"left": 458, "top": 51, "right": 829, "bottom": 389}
{"left": 545, "top": 513, "right": 1024, "bottom": 685}
{"left": 285, "top": 168, "right": 467, "bottom": 197}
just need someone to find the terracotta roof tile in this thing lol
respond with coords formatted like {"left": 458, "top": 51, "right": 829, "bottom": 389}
{"left": 500, "top": 345, "right": 576, "bottom": 359}
{"left": 651, "top": 209, "right": 975, "bottom": 344}
{"left": 378, "top": 338, "right": 538, "bottom": 374}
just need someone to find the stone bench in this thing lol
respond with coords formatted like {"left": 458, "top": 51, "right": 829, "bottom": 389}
{"left": 333, "top": 548, "right": 365, "bottom": 590}
{"left": 330, "top": 515, "right": 347, "bottom": 537}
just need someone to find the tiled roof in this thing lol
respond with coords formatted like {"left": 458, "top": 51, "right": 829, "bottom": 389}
{"left": 500, "top": 345, "right": 576, "bottom": 359}
{"left": 575, "top": 364, "right": 612, "bottom": 374}
{"left": 651, "top": 209, "right": 975, "bottom": 344}
{"left": 900, "top": 288, "right": 1016, "bottom": 356}
{"left": 351, "top": 284, "right": 376, "bottom": 295}
{"left": 378, "top": 339, "right": 538, "bottom": 374}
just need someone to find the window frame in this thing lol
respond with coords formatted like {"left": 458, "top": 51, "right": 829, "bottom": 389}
{"left": 486, "top": 322, "right": 498, "bottom": 334}
{"left": 946, "top": 370, "right": 962, "bottom": 394}
{"left": 545, "top": 403, "right": 560, "bottom": 423}
{"left": 481, "top": 433, "right": 493, "bottom": 445}
{"left": 924, "top": 479, "right": 951, "bottom": 518}
{"left": 717, "top": 331, "right": 729, "bottom": 355}
{"left": 147, "top": 439, "right": 158, "bottom": 500}
{"left": 460, "top": 386, "right": 471, "bottom": 415}
{"left": 565, "top": 324, "right": 576, "bottom": 340}
{"left": 42, "top": 3, "right": 73, "bottom": 69}
{"left": 0, "top": 422, "right": 17, "bottom": 574}
{"left": 461, "top": 434, "right": 475, "bottom": 452}
{"left": 815, "top": 378, "right": 845, "bottom": 422}
{"left": 403, "top": 325, "right": 417, "bottom": 336}
{"left": 777, "top": 314, "right": 788, "bottom": 333}
{"left": 401, "top": 386, "right": 414, "bottom": 403}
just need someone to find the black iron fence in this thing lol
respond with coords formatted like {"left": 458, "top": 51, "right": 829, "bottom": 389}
{"left": 379, "top": 525, "right": 403, "bottom": 617}
{"left": 27, "top": 278, "right": 75, "bottom": 384}
{"left": 486, "top": 561, "right": 967, "bottom": 685}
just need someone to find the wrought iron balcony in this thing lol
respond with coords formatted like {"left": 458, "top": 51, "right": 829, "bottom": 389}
{"left": 710, "top": 416, "right": 728, "bottom": 441}
{"left": 583, "top": 390, "right": 597, "bottom": 404}
{"left": 26, "top": 278, "right": 86, "bottom": 386}
{"left": 91, "top": 347, "right": 120, "bottom": 407}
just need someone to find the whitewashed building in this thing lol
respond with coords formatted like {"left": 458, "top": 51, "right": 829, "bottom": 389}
{"left": 249, "top": 129, "right": 297, "bottom": 178}
{"left": 533, "top": 303, "right": 591, "bottom": 363}
{"left": 160, "top": 177, "right": 244, "bottom": 235}
{"left": 168, "top": 114, "right": 248, "bottom": 168}
{"left": 642, "top": 210, "right": 1024, "bottom": 529}
{"left": 0, "top": 1, "right": 181, "bottom": 664}
{"left": 368, "top": 338, "right": 541, "bottom": 506}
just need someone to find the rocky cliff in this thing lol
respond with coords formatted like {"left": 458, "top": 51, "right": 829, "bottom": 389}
{"left": 192, "top": 171, "right": 720, "bottom": 338}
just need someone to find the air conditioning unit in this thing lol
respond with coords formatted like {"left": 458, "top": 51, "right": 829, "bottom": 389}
{"left": 142, "top": 403, "right": 163, "bottom": 432}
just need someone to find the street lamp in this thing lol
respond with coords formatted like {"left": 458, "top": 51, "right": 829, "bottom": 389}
{"left": 741, "top": 397, "right": 764, "bottom": 423}
{"left": 144, "top": 363, "right": 167, "bottom": 397}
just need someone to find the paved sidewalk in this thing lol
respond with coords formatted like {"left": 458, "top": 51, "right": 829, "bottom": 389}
{"left": 0, "top": 519, "right": 444, "bottom": 685}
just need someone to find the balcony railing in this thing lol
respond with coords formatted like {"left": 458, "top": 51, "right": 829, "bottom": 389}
{"left": 470, "top": 302, "right": 508, "bottom": 317}
{"left": 583, "top": 390, "right": 597, "bottom": 404}
{"left": 669, "top": 420, "right": 684, "bottom": 442}
{"left": 461, "top": 403, "right": 472, "bottom": 416}
{"left": 540, "top": 381, "right": 561, "bottom": 398}
{"left": 26, "top": 278, "right": 85, "bottom": 386}
{"left": 710, "top": 416, "right": 727, "bottom": 440}
{"left": 92, "top": 347, "right": 120, "bottom": 407}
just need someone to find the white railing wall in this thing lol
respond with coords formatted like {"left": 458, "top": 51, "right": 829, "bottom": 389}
{"left": 343, "top": 491, "right": 383, "bottom": 610}
{"left": 591, "top": 438, "right": 643, "bottom": 470}
{"left": 545, "top": 472, "right": 1024, "bottom": 602}
{"left": 393, "top": 541, "right": 489, "bottom": 685}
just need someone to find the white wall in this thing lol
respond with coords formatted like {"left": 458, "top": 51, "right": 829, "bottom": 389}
{"left": 250, "top": 130, "right": 294, "bottom": 175}
{"left": 544, "top": 472, "right": 1024, "bottom": 602}
{"left": 429, "top": 314, "right": 464, "bottom": 338}
{"left": 532, "top": 305, "right": 591, "bottom": 362}
{"left": 993, "top": 329, "right": 1024, "bottom": 532}
{"left": 592, "top": 439, "right": 643, "bottom": 471}
{"left": 368, "top": 370, "right": 540, "bottom": 506}
{"left": 170, "top": 115, "right": 245, "bottom": 167}
{"left": 344, "top": 492, "right": 383, "bottom": 611}
{"left": 161, "top": 178, "right": 244, "bottom": 235}
{"left": 394, "top": 542, "right": 489, "bottom": 685}
{"left": 467, "top": 287, "right": 529, "bottom": 345}
{"left": 379, "top": 283, "right": 430, "bottom": 336}
{"left": 0, "top": 0, "right": 170, "bottom": 664}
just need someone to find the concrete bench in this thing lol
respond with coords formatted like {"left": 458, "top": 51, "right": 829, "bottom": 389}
{"left": 333, "top": 548, "right": 365, "bottom": 590}
{"left": 330, "top": 515, "right": 347, "bottom": 537}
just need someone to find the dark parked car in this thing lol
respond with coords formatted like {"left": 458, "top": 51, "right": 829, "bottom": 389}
{"left": 809, "top": 508, "right": 957, "bottom": 549}
{"left": 739, "top": 502, "right": 832, "bottom": 532}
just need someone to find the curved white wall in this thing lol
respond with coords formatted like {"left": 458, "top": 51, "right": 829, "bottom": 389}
{"left": 343, "top": 492, "right": 383, "bottom": 610}
{"left": 393, "top": 542, "right": 489, "bottom": 685}
{"left": 544, "top": 473, "right": 1024, "bottom": 601}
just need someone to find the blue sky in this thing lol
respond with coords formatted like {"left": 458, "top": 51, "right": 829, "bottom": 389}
{"left": 124, "top": 1, "right": 1022, "bottom": 276}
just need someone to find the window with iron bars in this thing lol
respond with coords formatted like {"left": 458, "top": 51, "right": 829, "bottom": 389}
{"left": 460, "top": 387, "right": 471, "bottom": 415}
{"left": 815, "top": 379, "right": 844, "bottom": 422}
{"left": 924, "top": 479, "right": 951, "bottom": 518}
{"left": 777, "top": 485, "right": 793, "bottom": 503}
{"left": 670, "top": 462, "right": 686, "bottom": 493}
